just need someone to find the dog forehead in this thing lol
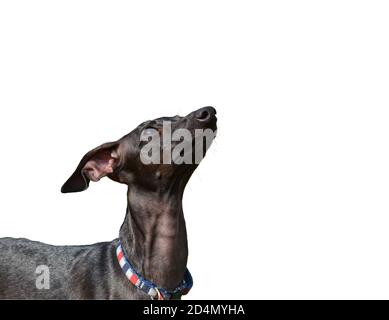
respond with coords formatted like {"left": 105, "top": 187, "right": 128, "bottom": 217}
{"left": 136, "top": 115, "right": 182, "bottom": 129}
{"left": 154, "top": 115, "right": 181, "bottom": 122}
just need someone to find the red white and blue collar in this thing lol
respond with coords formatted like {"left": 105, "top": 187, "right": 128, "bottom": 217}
{"left": 116, "top": 241, "right": 193, "bottom": 300}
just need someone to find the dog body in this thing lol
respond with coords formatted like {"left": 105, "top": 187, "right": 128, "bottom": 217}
{"left": 0, "top": 107, "right": 217, "bottom": 299}
{"left": 0, "top": 238, "right": 142, "bottom": 299}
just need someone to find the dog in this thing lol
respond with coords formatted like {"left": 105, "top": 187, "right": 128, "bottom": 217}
{"left": 0, "top": 107, "right": 217, "bottom": 299}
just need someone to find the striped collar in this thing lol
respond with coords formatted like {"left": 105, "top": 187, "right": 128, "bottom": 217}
{"left": 116, "top": 241, "right": 193, "bottom": 300}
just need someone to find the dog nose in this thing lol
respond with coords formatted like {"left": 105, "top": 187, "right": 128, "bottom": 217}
{"left": 195, "top": 107, "right": 217, "bottom": 122}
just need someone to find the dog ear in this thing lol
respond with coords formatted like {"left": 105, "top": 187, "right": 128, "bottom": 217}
{"left": 61, "top": 140, "right": 121, "bottom": 193}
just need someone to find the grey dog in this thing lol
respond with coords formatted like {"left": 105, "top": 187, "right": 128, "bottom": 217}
{"left": 0, "top": 107, "right": 217, "bottom": 299}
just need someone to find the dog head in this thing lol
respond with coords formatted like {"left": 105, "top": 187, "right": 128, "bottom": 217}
{"left": 61, "top": 107, "right": 217, "bottom": 193}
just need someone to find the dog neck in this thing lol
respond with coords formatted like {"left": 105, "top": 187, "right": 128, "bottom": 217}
{"left": 119, "top": 185, "right": 188, "bottom": 290}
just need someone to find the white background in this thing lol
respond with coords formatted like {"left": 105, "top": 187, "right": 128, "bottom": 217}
{"left": 0, "top": 1, "right": 389, "bottom": 299}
